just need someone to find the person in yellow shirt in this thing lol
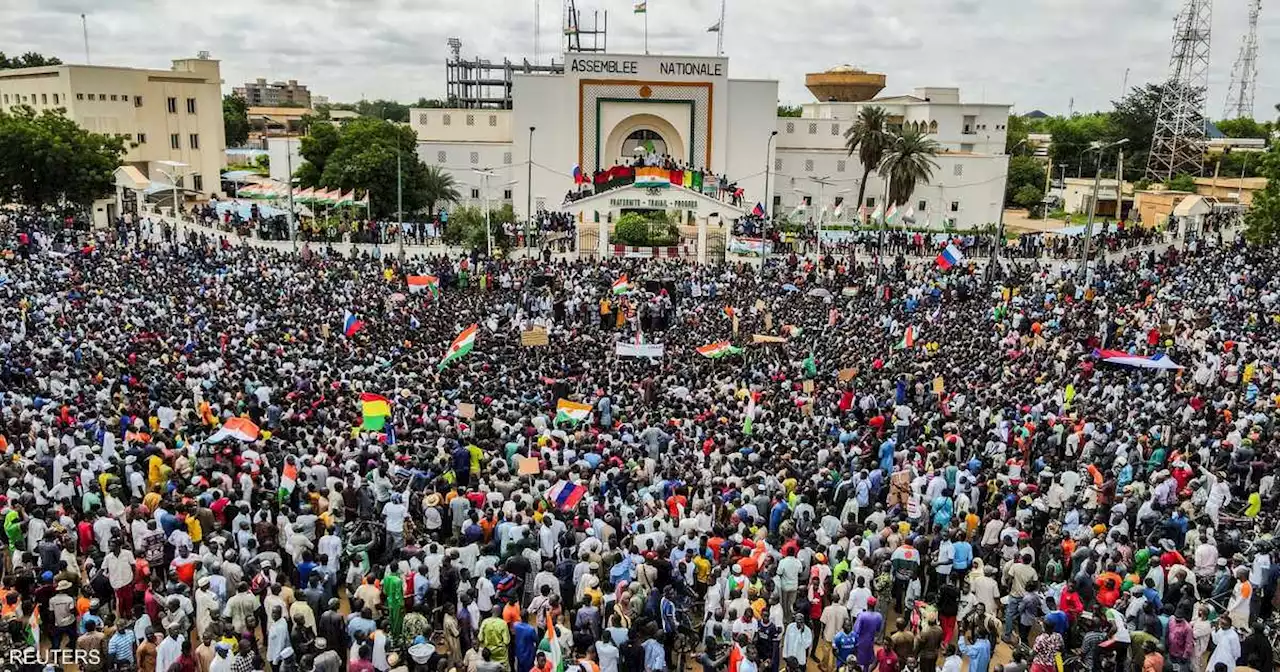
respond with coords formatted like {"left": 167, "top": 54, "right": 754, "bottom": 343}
{"left": 599, "top": 298, "right": 612, "bottom": 330}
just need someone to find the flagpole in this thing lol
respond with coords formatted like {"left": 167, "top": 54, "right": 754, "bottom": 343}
{"left": 644, "top": 8, "right": 649, "bottom": 55}
{"left": 716, "top": 0, "right": 725, "bottom": 56}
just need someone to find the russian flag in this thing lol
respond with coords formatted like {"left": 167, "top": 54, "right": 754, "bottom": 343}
{"left": 546, "top": 481, "right": 588, "bottom": 510}
{"left": 935, "top": 243, "right": 964, "bottom": 270}
{"left": 572, "top": 164, "right": 584, "bottom": 184}
{"left": 343, "top": 311, "right": 365, "bottom": 337}
{"left": 752, "top": 202, "right": 765, "bottom": 217}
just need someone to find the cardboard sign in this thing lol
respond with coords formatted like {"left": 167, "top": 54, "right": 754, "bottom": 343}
{"left": 518, "top": 456, "right": 541, "bottom": 475}
{"left": 732, "top": 316, "right": 740, "bottom": 336}
{"left": 755, "top": 299, "right": 765, "bottom": 311}
{"left": 932, "top": 376, "right": 944, "bottom": 394}
{"left": 801, "top": 403, "right": 814, "bottom": 416}
{"left": 520, "top": 326, "right": 549, "bottom": 347}
{"left": 753, "top": 334, "right": 787, "bottom": 344}
{"left": 764, "top": 313, "right": 773, "bottom": 331}
{"left": 457, "top": 402, "right": 476, "bottom": 419}
{"left": 838, "top": 368, "right": 857, "bottom": 382}
{"left": 803, "top": 380, "right": 814, "bottom": 394}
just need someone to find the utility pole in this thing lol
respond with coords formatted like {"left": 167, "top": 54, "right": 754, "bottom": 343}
{"left": 526, "top": 126, "right": 536, "bottom": 254}
{"left": 808, "top": 175, "right": 835, "bottom": 256}
{"left": 81, "top": 14, "right": 91, "bottom": 64}
{"left": 760, "top": 130, "right": 778, "bottom": 274}
{"left": 1081, "top": 139, "right": 1128, "bottom": 283}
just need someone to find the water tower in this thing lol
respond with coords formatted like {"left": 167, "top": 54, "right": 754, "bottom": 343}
{"left": 804, "top": 65, "right": 886, "bottom": 102}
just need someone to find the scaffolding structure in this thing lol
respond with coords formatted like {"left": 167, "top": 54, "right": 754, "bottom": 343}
{"left": 1222, "top": 0, "right": 1261, "bottom": 119}
{"left": 1146, "top": 0, "right": 1213, "bottom": 182}
{"left": 445, "top": 38, "right": 563, "bottom": 110}
{"left": 563, "top": 0, "right": 608, "bottom": 53}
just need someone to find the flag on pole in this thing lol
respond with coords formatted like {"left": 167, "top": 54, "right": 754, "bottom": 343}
{"left": 803, "top": 352, "right": 817, "bottom": 377}
{"left": 697, "top": 341, "right": 743, "bottom": 359}
{"left": 611, "top": 275, "right": 631, "bottom": 295}
{"left": 903, "top": 206, "right": 917, "bottom": 225}
{"left": 885, "top": 203, "right": 900, "bottom": 224}
{"left": 859, "top": 205, "right": 869, "bottom": 225}
{"left": 360, "top": 393, "right": 392, "bottom": 431}
{"left": 633, "top": 0, "right": 646, "bottom": 12}
{"left": 572, "top": 164, "right": 585, "bottom": 184}
{"left": 541, "top": 614, "right": 566, "bottom": 672}
{"left": 897, "top": 325, "right": 917, "bottom": 349}
{"left": 871, "top": 204, "right": 884, "bottom": 224}
{"left": 438, "top": 324, "right": 479, "bottom": 370}
{"left": 554, "top": 399, "right": 593, "bottom": 425}
{"left": 707, "top": 20, "right": 721, "bottom": 31}
{"left": 935, "top": 243, "right": 964, "bottom": 270}
{"left": 752, "top": 202, "right": 765, "bottom": 217}
{"left": 742, "top": 392, "right": 757, "bottom": 435}
{"left": 343, "top": 311, "right": 365, "bottom": 337}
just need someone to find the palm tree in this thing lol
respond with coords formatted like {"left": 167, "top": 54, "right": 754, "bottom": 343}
{"left": 879, "top": 127, "right": 941, "bottom": 207}
{"left": 843, "top": 106, "right": 892, "bottom": 217}
{"left": 421, "top": 165, "right": 460, "bottom": 218}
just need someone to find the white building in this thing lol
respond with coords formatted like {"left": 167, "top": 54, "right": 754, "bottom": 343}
{"left": 0, "top": 54, "right": 227, "bottom": 202}
{"left": 404, "top": 53, "right": 1010, "bottom": 235}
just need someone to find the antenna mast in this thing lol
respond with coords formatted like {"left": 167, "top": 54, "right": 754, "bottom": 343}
{"left": 1145, "top": 0, "right": 1213, "bottom": 181}
{"left": 1222, "top": 0, "right": 1261, "bottom": 119}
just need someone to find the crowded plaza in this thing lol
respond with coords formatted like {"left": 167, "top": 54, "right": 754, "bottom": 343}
{"left": 0, "top": 204, "right": 1277, "bottom": 672}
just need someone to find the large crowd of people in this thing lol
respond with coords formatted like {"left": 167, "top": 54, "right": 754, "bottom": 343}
{"left": 0, "top": 205, "right": 1276, "bottom": 672}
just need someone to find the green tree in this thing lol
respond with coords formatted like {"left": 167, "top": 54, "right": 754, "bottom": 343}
{"left": 1005, "top": 155, "right": 1046, "bottom": 205}
{"left": 1215, "top": 117, "right": 1272, "bottom": 140}
{"left": 353, "top": 99, "right": 410, "bottom": 123}
{"left": 844, "top": 106, "right": 892, "bottom": 213}
{"left": 442, "top": 205, "right": 512, "bottom": 250}
{"left": 777, "top": 105, "right": 803, "bottom": 118}
{"left": 1165, "top": 174, "right": 1197, "bottom": 192}
{"left": 0, "top": 52, "right": 62, "bottom": 69}
{"left": 421, "top": 165, "right": 460, "bottom": 219}
{"left": 1012, "top": 184, "right": 1044, "bottom": 210}
{"left": 0, "top": 106, "right": 124, "bottom": 206}
{"left": 1243, "top": 143, "right": 1280, "bottom": 243}
{"left": 1046, "top": 113, "right": 1116, "bottom": 179}
{"left": 302, "top": 117, "right": 430, "bottom": 218}
{"left": 879, "top": 128, "right": 940, "bottom": 206}
{"left": 222, "top": 95, "right": 250, "bottom": 147}
{"left": 413, "top": 98, "right": 451, "bottom": 109}
{"left": 1216, "top": 149, "right": 1263, "bottom": 178}
{"left": 1006, "top": 114, "right": 1032, "bottom": 155}
{"left": 295, "top": 122, "right": 342, "bottom": 187}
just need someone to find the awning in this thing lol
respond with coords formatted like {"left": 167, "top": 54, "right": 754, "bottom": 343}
{"left": 221, "top": 170, "right": 260, "bottom": 181}
{"left": 113, "top": 166, "right": 150, "bottom": 191}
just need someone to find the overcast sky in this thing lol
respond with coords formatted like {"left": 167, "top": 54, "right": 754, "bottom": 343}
{"left": 3, "top": 0, "right": 1277, "bottom": 117}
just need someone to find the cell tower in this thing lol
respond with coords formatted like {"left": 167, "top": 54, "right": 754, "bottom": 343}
{"left": 1145, "top": 0, "right": 1213, "bottom": 182}
{"left": 1222, "top": 0, "right": 1261, "bottom": 119}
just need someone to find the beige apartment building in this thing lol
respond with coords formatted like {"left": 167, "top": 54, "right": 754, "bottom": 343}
{"left": 0, "top": 54, "right": 226, "bottom": 198}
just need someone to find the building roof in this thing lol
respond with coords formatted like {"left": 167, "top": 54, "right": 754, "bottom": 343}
{"left": 247, "top": 106, "right": 313, "bottom": 118}
{"left": 1173, "top": 194, "right": 1212, "bottom": 217}
{"left": 1194, "top": 176, "right": 1268, "bottom": 189}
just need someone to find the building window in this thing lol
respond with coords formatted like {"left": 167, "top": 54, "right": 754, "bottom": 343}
{"left": 503, "top": 152, "right": 512, "bottom": 165}
{"left": 785, "top": 122, "right": 795, "bottom": 134}
{"left": 488, "top": 115, "right": 497, "bottom": 127}
{"left": 950, "top": 201, "right": 960, "bottom": 212}
{"left": 134, "top": 95, "right": 142, "bottom": 107}
{"left": 917, "top": 200, "right": 927, "bottom": 211}
{"left": 189, "top": 133, "right": 200, "bottom": 149}
{"left": 167, "top": 97, "right": 177, "bottom": 113}
{"left": 2, "top": 94, "right": 7, "bottom": 104}
{"left": 124, "top": 133, "right": 133, "bottom": 141}
{"left": 960, "top": 143, "right": 974, "bottom": 153}
{"left": 470, "top": 188, "right": 480, "bottom": 199}
{"left": 929, "top": 120, "right": 938, "bottom": 133}
{"left": 110, "top": 94, "right": 117, "bottom": 101}
{"left": 51, "top": 94, "right": 58, "bottom": 104}
{"left": 42, "top": 94, "right": 48, "bottom": 104}
{"left": 418, "top": 113, "right": 428, "bottom": 124}
{"left": 836, "top": 160, "right": 847, "bottom": 173}
{"left": 773, "top": 195, "right": 782, "bottom": 208}
{"left": 170, "top": 133, "right": 180, "bottom": 149}
{"left": 774, "top": 158, "right": 782, "bottom": 171}
{"left": 442, "top": 114, "right": 451, "bottom": 126}
{"left": 436, "top": 150, "right": 447, "bottom": 163}
{"left": 866, "top": 197, "right": 876, "bottom": 208}
{"left": 466, "top": 114, "right": 475, "bottom": 126}
{"left": 953, "top": 164, "right": 963, "bottom": 176}
{"left": 503, "top": 189, "right": 512, "bottom": 200}
{"left": 469, "top": 151, "right": 479, "bottom": 165}
{"left": 831, "top": 124, "right": 840, "bottom": 136}
{"left": 834, "top": 196, "right": 845, "bottom": 208}
{"left": 137, "top": 133, "right": 147, "bottom": 144}
{"left": 804, "top": 159, "right": 814, "bottom": 172}
{"left": 186, "top": 98, "right": 196, "bottom": 114}
{"left": 192, "top": 174, "right": 203, "bottom": 192}
{"left": 808, "top": 123, "right": 817, "bottom": 135}
{"left": 76, "top": 93, "right": 84, "bottom": 100}
{"left": 98, "top": 94, "right": 106, "bottom": 101}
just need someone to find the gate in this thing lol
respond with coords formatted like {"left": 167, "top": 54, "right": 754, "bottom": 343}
{"left": 705, "top": 230, "right": 727, "bottom": 263}
{"left": 578, "top": 228, "right": 599, "bottom": 259}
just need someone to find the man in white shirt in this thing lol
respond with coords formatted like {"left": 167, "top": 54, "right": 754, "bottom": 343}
{"left": 382, "top": 493, "right": 407, "bottom": 549}
{"left": 103, "top": 539, "right": 137, "bottom": 615}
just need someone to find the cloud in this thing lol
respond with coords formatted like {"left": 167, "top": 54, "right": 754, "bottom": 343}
{"left": 0, "top": 0, "right": 1274, "bottom": 118}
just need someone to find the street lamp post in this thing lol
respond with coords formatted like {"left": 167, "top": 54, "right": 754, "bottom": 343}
{"left": 526, "top": 126, "right": 536, "bottom": 254}
{"left": 761, "top": 130, "right": 778, "bottom": 273}
{"left": 155, "top": 160, "right": 189, "bottom": 234}
{"left": 1080, "top": 138, "right": 1128, "bottom": 283}
{"left": 285, "top": 139, "right": 297, "bottom": 250}
{"left": 807, "top": 175, "right": 835, "bottom": 257}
